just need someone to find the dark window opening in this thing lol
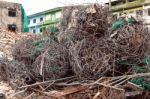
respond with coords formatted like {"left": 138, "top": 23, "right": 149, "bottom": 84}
{"left": 28, "top": 20, "right": 30, "bottom": 24}
{"left": 111, "top": 0, "right": 126, "bottom": 6}
{"left": 148, "top": 9, "right": 150, "bottom": 16}
{"left": 33, "top": 19, "right": 36, "bottom": 23}
{"left": 128, "top": 0, "right": 136, "bottom": 2}
{"left": 8, "top": 24, "right": 16, "bottom": 32}
{"left": 40, "top": 28, "right": 42, "bottom": 32}
{"left": 40, "top": 17, "right": 43, "bottom": 22}
{"left": 33, "top": 29, "right": 36, "bottom": 33}
{"left": 8, "top": 9, "right": 16, "bottom": 17}
{"left": 43, "top": 27, "right": 46, "bottom": 31}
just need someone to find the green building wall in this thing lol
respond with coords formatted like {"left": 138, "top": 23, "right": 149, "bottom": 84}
{"left": 109, "top": 0, "right": 145, "bottom": 16}
{"left": 42, "top": 7, "right": 62, "bottom": 32}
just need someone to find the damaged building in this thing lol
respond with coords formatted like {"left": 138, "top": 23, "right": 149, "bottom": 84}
{"left": 0, "top": 1, "right": 23, "bottom": 32}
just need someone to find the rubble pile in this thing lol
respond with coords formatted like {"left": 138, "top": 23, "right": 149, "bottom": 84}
{"left": 0, "top": 29, "right": 33, "bottom": 59}
{"left": 12, "top": 33, "right": 71, "bottom": 81}
{"left": 58, "top": 4, "right": 150, "bottom": 79}
{"left": 31, "top": 41, "right": 70, "bottom": 81}
{"left": 12, "top": 35, "right": 42, "bottom": 65}
{"left": 1, "top": 4, "right": 150, "bottom": 99}
{"left": 0, "top": 56, "right": 26, "bottom": 81}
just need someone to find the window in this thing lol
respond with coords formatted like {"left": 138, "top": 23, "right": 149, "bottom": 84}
{"left": 33, "top": 19, "right": 36, "bottom": 23}
{"left": 148, "top": 9, "right": 150, "bottom": 16}
{"left": 46, "top": 15, "right": 51, "bottom": 20}
{"left": 56, "top": 12, "right": 61, "bottom": 18}
{"left": 28, "top": 20, "right": 30, "bottom": 24}
{"left": 40, "top": 17, "right": 43, "bottom": 22}
{"left": 33, "top": 29, "right": 36, "bottom": 33}
{"left": 128, "top": 0, "right": 136, "bottom": 2}
{"left": 51, "top": 14, "right": 56, "bottom": 21}
{"left": 8, "top": 9, "right": 16, "bottom": 17}
{"left": 8, "top": 24, "right": 16, "bottom": 32}
{"left": 129, "top": 11, "right": 133, "bottom": 13}
{"left": 40, "top": 28, "right": 42, "bottom": 32}
{"left": 136, "top": 10, "right": 143, "bottom": 16}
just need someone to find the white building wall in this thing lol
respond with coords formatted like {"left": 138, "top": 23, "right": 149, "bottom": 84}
{"left": 143, "top": 4, "right": 150, "bottom": 31}
{"left": 28, "top": 14, "right": 45, "bottom": 34}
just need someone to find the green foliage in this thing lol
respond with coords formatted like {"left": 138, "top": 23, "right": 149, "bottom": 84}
{"left": 130, "top": 77, "right": 150, "bottom": 91}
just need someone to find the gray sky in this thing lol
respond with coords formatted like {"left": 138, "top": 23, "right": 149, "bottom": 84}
{"left": 1, "top": 0, "right": 113, "bottom": 15}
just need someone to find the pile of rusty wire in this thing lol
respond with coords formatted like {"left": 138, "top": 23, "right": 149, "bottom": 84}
{"left": 0, "top": 56, "right": 27, "bottom": 81}
{"left": 12, "top": 35, "right": 42, "bottom": 65}
{"left": 58, "top": 4, "right": 150, "bottom": 80}
{"left": 31, "top": 42, "right": 71, "bottom": 81}
{"left": 12, "top": 33, "right": 71, "bottom": 81}
{"left": 11, "top": 4, "right": 150, "bottom": 81}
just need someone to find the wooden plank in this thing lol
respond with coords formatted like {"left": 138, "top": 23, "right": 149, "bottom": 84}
{"left": 49, "top": 85, "right": 88, "bottom": 98}
{"left": 125, "top": 91, "right": 143, "bottom": 97}
{"left": 126, "top": 82, "right": 144, "bottom": 91}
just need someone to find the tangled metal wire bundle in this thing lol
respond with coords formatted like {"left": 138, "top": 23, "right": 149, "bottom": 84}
{"left": 12, "top": 35, "right": 42, "bottom": 65}
{"left": 58, "top": 4, "right": 109, "bottom": 43}
{"left": 69, "top": 38, "right": 115, "bottom": 79}
{"left": 0, "top": 57, "right": 27, "bottom": 81}
{"left": 30, "top": 42, "right": 71, "bottom": 81}
{"left": 111, "top": 24, "right": 150, "bottom": 66}
{"left": 58, "top": 4, "right": 150, "bottom": 79}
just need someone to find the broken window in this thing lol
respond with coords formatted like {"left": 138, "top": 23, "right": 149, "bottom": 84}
{"left": 8, "top": 24, "right": 16, "bottom": 32}
{"left": 40, "top": 17, "right": 43, "bottom": 22}
{"left": 8, "top": 9, "right": 16, "bottom": 17}
{"left": 33, "top": 19, "right": 36, "bottom": 23}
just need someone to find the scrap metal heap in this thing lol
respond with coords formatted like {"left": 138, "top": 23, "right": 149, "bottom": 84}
{"left": 1, "top": 4, "right": 150, "bottom": 99}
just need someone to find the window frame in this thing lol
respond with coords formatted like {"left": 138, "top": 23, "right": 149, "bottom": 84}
{"left": 33, "top": 29, "right": 36, "bottom": 33}
{"left": 8, "top": 9, "right": 16, "bottom": 17}
{"left": 40, "top": 17, "right": 43, "bottom": 22}
{"left": 148, "top": 8, "right": 150, "bottom": 16}
{"left": 33, "top": 19, "right": 36, "bottom": 23}
{"left": 8, "top": 24, "right": 17, "bottom": 32}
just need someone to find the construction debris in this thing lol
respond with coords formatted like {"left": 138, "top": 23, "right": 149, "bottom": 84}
{"left": 1, "top": 4, "right": 150, "bottom": 99}
{"left": 0, "top": 29, "right": 33, "bottom": 59}
{"left": 58, "top": 4, "right": 150, "bottom": 80}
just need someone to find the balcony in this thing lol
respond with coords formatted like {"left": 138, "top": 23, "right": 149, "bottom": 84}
{"left": 111, "top": 0, "right": 145, "bottom": 11}
{"left": 126, "top": 0, "right": 145, "bottom": 8}
{"left": 43, "top": 18, "right": 60, "bottom": 26}
{"left": 111, "top": 4, "right": 126, "bottom": 11}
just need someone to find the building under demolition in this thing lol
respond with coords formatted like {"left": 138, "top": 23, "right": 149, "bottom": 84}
{"left": 0, "top": 0, "right": 23, "bottom": 32}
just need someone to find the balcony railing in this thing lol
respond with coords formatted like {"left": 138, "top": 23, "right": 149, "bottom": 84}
{"left": 43, "top": 18, "right": 61, "bottom": 25}
{"left": 111, "top": 0, "right": 145, "bottom": 11}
